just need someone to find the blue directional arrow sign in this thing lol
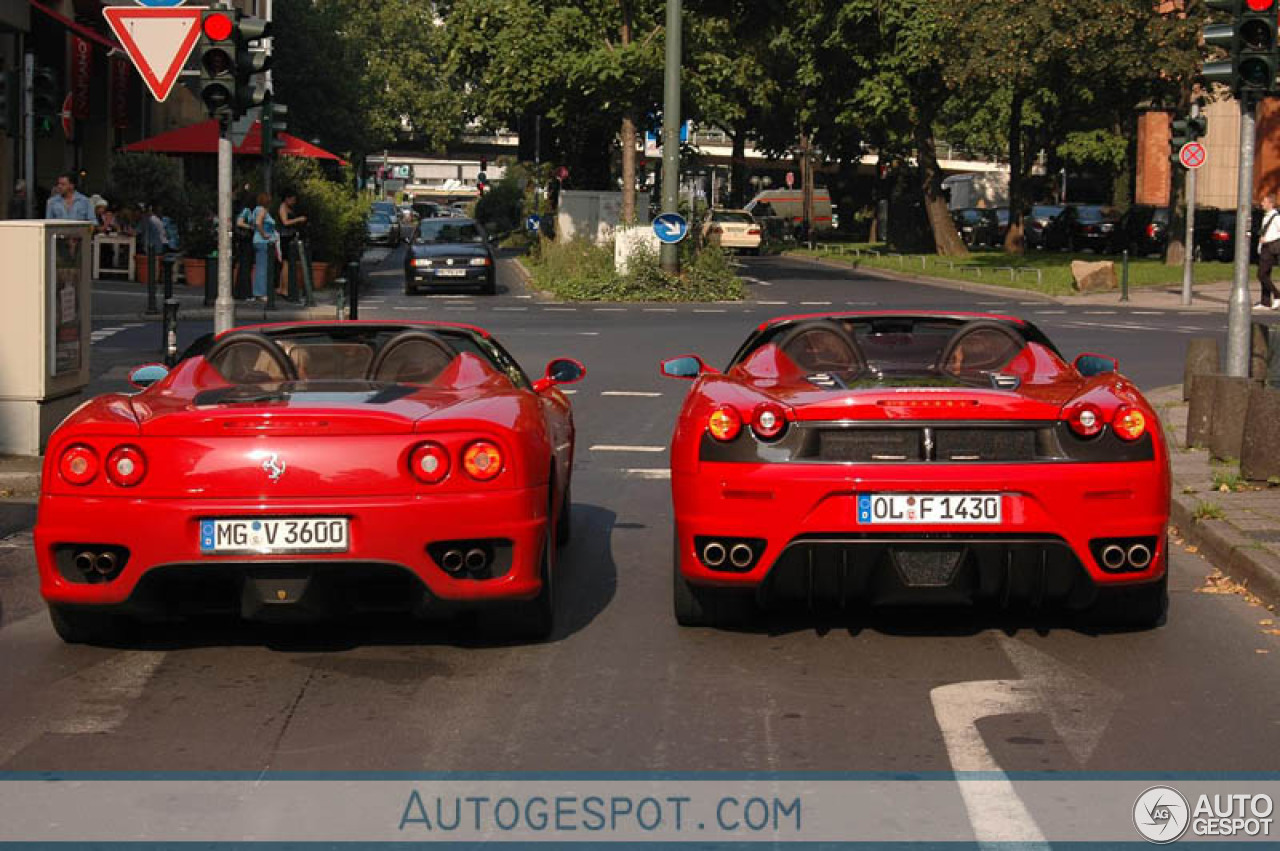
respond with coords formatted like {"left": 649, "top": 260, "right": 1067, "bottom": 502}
{"left": 525, "top": 214, "right": 541, "bottom": 232}
{"left": 653, "top": 212, "right": 689, "bottom": 245}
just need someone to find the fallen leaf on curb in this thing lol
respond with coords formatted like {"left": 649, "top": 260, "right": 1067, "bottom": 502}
{"left": 1197, "top": 569, "right": 1265, "bottom": 606}
{"left": 1262, "top": 620, "right": 1276, "bottom": 626}
{"left": 1186, "top": 546, "right": 1199, "bottom": 554}
{"left": 1258, "top": 649, "right": 1271, "bottom": 654}
{"left": 1264, "top": 629, "right": 1280, "bottom": 637}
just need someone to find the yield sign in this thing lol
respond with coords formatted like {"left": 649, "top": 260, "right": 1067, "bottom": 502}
{"left": 103, "top": 6, "right": 205, "bottom": 102}
{"left": 1179, "top": 141, "right": 1207, "bottom": 170}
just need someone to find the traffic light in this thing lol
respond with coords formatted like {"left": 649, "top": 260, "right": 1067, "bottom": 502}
{"left": 1201, "top": 0, "right": 1280, "bottom": 96}
{"left": 1170, "top": 113, "right": 1209, "bottom": 164}
{"left": 196, "top": 10, "right": 236, "bottom": 118}
{"left": 262, "top": 98, "right": 288, "bottom": 156}
{"left": 0, "top": 70, "right": 16, "bottom": 134}
{"left": 32, "top": 65, "right": 58, "bottom": 120}
{"left": 1237, "top": 0, "right": 1279, "bottom": 94}
{"left": 233, "top": 15, "right": 271, "bottom": 116}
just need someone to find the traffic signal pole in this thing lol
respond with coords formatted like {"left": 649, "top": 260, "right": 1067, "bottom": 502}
{"left": 659, "top": 0, "right": 682, "bottom": 276}
{"left": 1228, "top": 96, "right": 1255, "bottom": 377}
{"left": 1182, "top": 102, "right": 1200, "bottom": 307}
{"left": 215, "top": 121, "right": 234, "bottom": 335}
{"left": 22, "top": 53, "right": 33, "bottom": 219}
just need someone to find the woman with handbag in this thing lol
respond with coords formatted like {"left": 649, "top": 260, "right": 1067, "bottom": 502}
{"left": 251, "top": 192, "right": 278, "bottom": 302}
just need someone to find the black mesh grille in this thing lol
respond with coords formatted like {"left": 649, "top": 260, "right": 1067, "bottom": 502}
{"left": 817, "top": 429, "right": 921, "bottom": 462}
{"left": 935, "top": 429, "right": 1037, "bottom": 462}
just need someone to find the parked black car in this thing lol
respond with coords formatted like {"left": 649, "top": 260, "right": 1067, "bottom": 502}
{"left": 1195, "top": 208, "right": 1263, "bottom": 262}
{"left": 952, "top": 208, "right": 1001, "bottom": 247}
{"left": 1025, "top": 204, "right": 1070, "bottom": 250}
{"left": 403, "top": 218, "right": 496, "bottom": 295}
{"left": 1119, "top": 205, "right": 1169, "bottom": 257}
{"left": 1069, "top": 204, "right": 1124, "bottom": 253}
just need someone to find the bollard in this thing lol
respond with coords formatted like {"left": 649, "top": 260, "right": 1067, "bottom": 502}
{"left": 1251, "top": 321, "right": 1271, "bottom": 382}
{"left": 162, "top": 254, "right": 174, "bottom": 302}
{"left": 346, "top": 260, "right": 360, "bottom": 320}
{"left": 1269, "top": 325, "right": 1280, "bottom": 389}
{"left": 145, "top": 250, "right": 159, "bottom": 314}
{"left": 161, "top": 298, "right": 180, "bottom": 366}
{"left": 297, "top": 237, "right": 315, "bottom": 307}
{"left": 1186, "top": 372, "right": 1218, "bottom": 448}
{"left": 1241, "top": 384, "right": 1280, "bottom": 481}
{"left": 1183, "top": 337, "right": 1221, "bottom": 401}
{"left": 335, "top": 281, "right": 346, "bottom": 320}
{"left": 1208, "top": 375, "right": 1256, "bottom": 461}
{"left": 1119, "top": 249, "right": 1130, "bottom": 302}
{"left": 266, "top": 248, "right": 277, "bottom": 311}
{"left": 203, "top": 256, "right": 216, "bottom": 307}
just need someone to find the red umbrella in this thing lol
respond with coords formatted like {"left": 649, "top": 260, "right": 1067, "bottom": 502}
{"left": 123, "top": 119, "right": 349, "bottom": 165}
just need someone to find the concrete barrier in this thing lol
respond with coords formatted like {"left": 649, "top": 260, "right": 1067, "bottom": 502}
{"left": 1209, "top": 375, "right": 1258, "bottom": 461}
{"left": 1185, "top": 372, "right": 1218, "bottom": 448}
{"left": 1241, "top": 384, "right": 1280, "bottom": 481}
{"left": 1183, "top": 338, "right": 1220, "bottom": 401}
{"left": 1252, "top": 322, "right": 1271, "bottom": 382}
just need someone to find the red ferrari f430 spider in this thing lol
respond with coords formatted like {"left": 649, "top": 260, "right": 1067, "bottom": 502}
{"left": 35, "top": 321, "right": 584, "bottom": 642}
{"left": 662, "top": 312, "right": 1170, "bottom": 629}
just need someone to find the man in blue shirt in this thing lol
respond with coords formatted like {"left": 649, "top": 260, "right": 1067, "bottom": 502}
{"left": 45, "top": 172, "right": 94, "bottom": 222}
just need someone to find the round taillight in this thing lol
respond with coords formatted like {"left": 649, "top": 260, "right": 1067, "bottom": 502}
{"left": 752, "top": 403, "right": 787, "bottom": 440}
{"left": 1067, "top": 404, "right": 1103, "bottom": 438}
{"left": 105, "top": 445, "right": 146, "bottom": 487}
{"left": 59, "top": 444, "right": 99, "bottom": 485}
{"left": 410, "top": 442, "right": 450, "bottom": 484}
{"left": 1112, "top": 405, "right": 1148, "bottom": 441}
{"left": 707, "top": 406, "right": 742, "bottom": 442}
{"left": 462, "top": 441, "right": 503, "bottom": 481}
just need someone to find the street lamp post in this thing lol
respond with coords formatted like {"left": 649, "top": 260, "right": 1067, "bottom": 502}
{"left": 660, "top": 0, "right": 682, "bottom": 275}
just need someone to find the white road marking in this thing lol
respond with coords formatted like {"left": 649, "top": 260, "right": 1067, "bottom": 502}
{"left": 560, "top": 389, "right": 578, "bottom": 395}
{"left": 601, "top": 391, "right": 663, "bottom": 397}
{"left": 1131, "top": 310, "right": 1164, "bottom": 315}
{"left": 800, "top": 301, "right": 832, "bottom": 306}
{"left": 1083, "top": 310, "right": 1117, "bottom": 315}
{"left": 594, "top": 308, "right": 627, "bottom": 312}
{"left": 643, "top": 308, "right": 678, "bottom": 312}
{"left": 930, "top": 680, "right": 1048, "bottom": 845}
{"left": 1033, "top": 310, "right": 1066, "bottom": 315}
{"left": 693, "top": 309, "right": 727, "bottom": 313}
{"left": 758, "top": 300, "right": 789, "bottom": 306}
{"left": 446, "top": 307, "right": 477, "bottom": 312}
{"left": 515, "top": 295, "right": 533, "bottom": 300}
{"left": 493, "top": 307, "right": 527, "bottom": 311}
{"left": 1177, "top": 325, "right": 1204, "bottom": 332}
{"left": 544, "top": 307, "right": 578, "bottom": 312}
{"left": 623, "top": 468, "right": 671, "bottom": 480}
{"left": 590, "top": 445, "right": 666, "bottom": 453}
{"left": 47, "top": 651, "right": 167, "bottom": 735}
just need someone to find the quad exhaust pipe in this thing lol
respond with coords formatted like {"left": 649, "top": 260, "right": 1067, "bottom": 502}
{"left": 74, "top": 549, "right": 122, "bottom": 579}
{"left": 1127, "top": 543, "right": 1152, "bottom": 570}
{"left": 464, "top": 548, "right": 489, "bottom": 573}
{"left": 729, "top": 543, "right": 755, "bottom": 569}
{"left": 74, "top": 551, "right": 96, "bottom": 575}
{"left": 1100, "top": 545, "right": 1127, "bottom": 571}
{"left": 93, "top": 551, "right": 119, "bottom": 576}
{"left": 440, "top": 549, "right": 466, "bottom": 574}
{"left": 702, "top": 542, "right": 727, "bottom": 568}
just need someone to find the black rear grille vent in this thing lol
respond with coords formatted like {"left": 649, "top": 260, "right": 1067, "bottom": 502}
{"left": 817, "top": 429, "right": 921, "bottom": 462}
{"left": 934, "top": 428, "right": 1037, "bottom": 462}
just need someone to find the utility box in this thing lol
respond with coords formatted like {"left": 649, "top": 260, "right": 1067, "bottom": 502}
{"left": 556, "top": 190, "right": 624, "bottom": 245}
{"left": 0, "top": 222, "right": 93, "bottom": 456}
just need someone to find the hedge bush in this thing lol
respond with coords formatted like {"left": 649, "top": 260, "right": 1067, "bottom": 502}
{"left": 527, "top": 238, "right": 744, "bottom": 302}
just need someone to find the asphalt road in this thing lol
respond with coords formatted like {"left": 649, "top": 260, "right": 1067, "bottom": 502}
{"left": 1, "top": 249, "right": 1277, "bottom": 779}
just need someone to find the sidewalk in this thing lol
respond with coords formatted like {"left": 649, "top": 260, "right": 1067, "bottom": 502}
{"left": 1151, "top": 384, "right": 1280, "bottom": 609}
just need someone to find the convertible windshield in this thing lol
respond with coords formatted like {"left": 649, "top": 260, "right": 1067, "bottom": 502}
{"left": 415, "top": 221, "right": 484, "bottom": 244}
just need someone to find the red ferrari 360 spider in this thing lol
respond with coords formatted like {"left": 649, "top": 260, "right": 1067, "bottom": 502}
{"left": 662, "top": 312, "right": 1170, "bottom": 629}
{"left": 35, "top": 321, "right": 584, "bottom": 643}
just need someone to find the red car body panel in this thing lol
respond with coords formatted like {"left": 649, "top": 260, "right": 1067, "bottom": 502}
{"left": 34, "top": 321, "right": 579, "bottom": 621}
{"left": 667, "top": 312, "right": 1171, "bottom": 611}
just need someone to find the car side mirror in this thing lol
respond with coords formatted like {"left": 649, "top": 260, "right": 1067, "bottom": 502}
{"left": 534, "top": 358, "right": 586, "bottom": 393}
{"left": 660, "top": 355, "right": 715, "bottom": 379}
{"left": 129, "top": 363, "right": 170, "bottom": 389}
{"left": 1074, "top": 353, "right": 1118, "bottom": 377}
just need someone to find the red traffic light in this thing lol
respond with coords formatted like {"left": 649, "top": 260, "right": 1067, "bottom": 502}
{"left": 203, "top": 12, "right": 233, "bottom": 41}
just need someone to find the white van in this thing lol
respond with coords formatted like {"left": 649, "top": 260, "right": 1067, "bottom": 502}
{"left": 744, "top": 189, "right": 833, "bottom": 233}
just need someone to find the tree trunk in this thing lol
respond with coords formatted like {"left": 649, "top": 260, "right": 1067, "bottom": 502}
{"left": 729, "top": 126, "right": 747, "bottom": 208}
{"left": 1003, "top": 91, "right": 1026, "bottom": 255}
{"left": 914, "top": 107, "right": 967, "bottom": 257}
{"left": 618, "top": 2, "right": 636, "bottom": 224}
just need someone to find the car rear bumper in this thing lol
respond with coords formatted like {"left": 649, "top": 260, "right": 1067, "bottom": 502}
{"left": 35, "top": 488, "right": 549, "bottom": 618}
{"left": 406, "top": 269, "right": 493, "bottom": 288}
{"left": 711, "top": 234, "right": 762, "bottom": 249}
{"left": 673, "top": 461, "right": 1169, "bottom": 606}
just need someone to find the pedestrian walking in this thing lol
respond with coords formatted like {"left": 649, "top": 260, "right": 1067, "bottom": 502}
{"left": 1257, "top": 194, "right": 1280, "bottom": 311}
{"left": 8, "top": 180, "right": 28, "bottom": 219}
{"left": 44, "top": 172, "right": 94, "bottom": 222}
{"left": 234, "top": 190, "right": 256, "bottom": 300}
{"left": 251, "top": 192, "right": 278, "bottom": 302}
{"left": 276, "top": 189, "right": 307, "bottom": 300}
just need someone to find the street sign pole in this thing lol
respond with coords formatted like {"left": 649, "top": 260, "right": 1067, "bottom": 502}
{"left": 1182, "top": 102, "right": 1200, "bottom": 307}
{"left": 1228, "top": 96, "right": 1256, "bottom": 378}
{"left": 659, "top": 0, "right": 682, "bottom": 276}
{"left": 23, "top": 53, "right": 33, "bottom": 219}
{"left": 215, "top": 120, "right": 234, "bottom": 335}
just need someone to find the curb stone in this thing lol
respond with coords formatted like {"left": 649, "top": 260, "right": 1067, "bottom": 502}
{"left": 780, "top": 252, "right": 1062, "bottom": 303}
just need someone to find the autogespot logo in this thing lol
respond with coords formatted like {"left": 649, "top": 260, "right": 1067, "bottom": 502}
{"left": 1134, "top": 786, "right": 1190, "bottom": 844}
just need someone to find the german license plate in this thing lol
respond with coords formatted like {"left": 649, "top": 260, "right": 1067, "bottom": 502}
{"left": 856, "top": 493, "right": 1002, "bottom": 525}
{"left": 199, "top": 517, "right": 349, "bottom": 554}
{"left": 435, "top": 268, "right": 467, "bottom": 277}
